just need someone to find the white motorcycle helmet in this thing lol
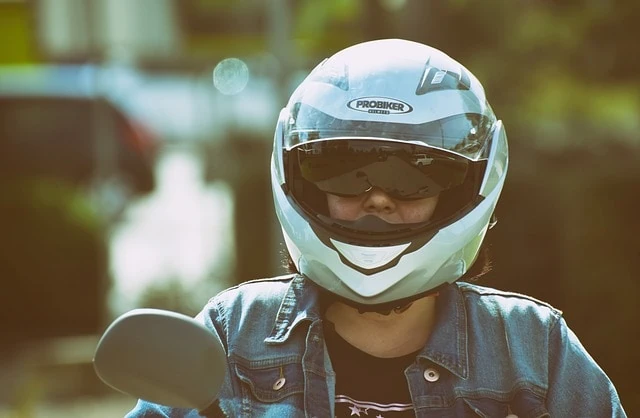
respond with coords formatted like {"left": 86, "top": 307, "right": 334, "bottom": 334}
{"left": 271, "top": 39, "right": 508, "bottom": 310}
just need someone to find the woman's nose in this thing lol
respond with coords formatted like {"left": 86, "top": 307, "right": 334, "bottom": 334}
{"left": 363, "top": 188, "right": 396, "bottom": 213}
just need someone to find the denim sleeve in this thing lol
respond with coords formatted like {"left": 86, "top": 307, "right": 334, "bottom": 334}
{"left": 546, "top": 316, "right": 627, "bottom": 417}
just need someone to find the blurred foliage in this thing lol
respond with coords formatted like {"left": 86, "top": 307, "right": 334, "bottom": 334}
{"left": 0, "top": 176, "right": 111, "bottom": 412}
{"left": 0, "top": 178, "right": 109, "bottom": 346}
{"left": 137, "top": 279, "right": 203, "bottom": 317}
{"left": 137, "top": 276, "right": 232, "bottom": 317}
{"left": 0, "top": 2, "right": 38, "bottom": 64}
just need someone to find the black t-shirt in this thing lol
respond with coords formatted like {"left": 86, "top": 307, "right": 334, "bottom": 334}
{"left": 324, "top": 320, "right": 418, "bottom": 417}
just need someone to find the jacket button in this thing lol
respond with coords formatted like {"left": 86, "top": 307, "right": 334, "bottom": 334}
{"left": 272, "top": 377, "right": 286, "bottom": 390}
{"left": 423, "top": 367, "right": 440, "bottom": 382}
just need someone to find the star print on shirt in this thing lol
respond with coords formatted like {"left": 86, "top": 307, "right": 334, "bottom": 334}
{"left": 347, "top": 404, "right": 371, "bottom": 416}
{"left": 336, "top": 395, "right": 413, "bottom": 417}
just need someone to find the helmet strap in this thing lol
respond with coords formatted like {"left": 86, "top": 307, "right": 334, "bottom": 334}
{"left": 319, "top": 284, "right": 445, "bottom": 316}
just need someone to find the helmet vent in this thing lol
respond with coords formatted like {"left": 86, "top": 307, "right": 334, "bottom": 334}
{"left": 415, "top": 61, "right": 471, "bottom": 95}
{"left": 330, "top": 239, "right": 410, "bottom": 270}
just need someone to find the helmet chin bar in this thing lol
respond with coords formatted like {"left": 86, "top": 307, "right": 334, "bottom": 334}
{"left": 321, "top": 283, "right": 445, "bottom": 316}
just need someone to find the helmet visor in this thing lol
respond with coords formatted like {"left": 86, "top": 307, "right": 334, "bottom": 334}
{"left": 291, "top": 139, "right": 468, "bottom": 200}
{"left": 285, "top": 104, "right": 495, "bottom": 161}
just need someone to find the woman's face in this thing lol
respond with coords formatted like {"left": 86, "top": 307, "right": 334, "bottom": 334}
{"left": 326, "top": 188, "right": 439, "bottom": 224}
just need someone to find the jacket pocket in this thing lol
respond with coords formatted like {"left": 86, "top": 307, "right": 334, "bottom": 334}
{"left": 234, "top": 359, "right": 305, "bottom": 403}
{"left": 463, "top": 393, "right": 550, "bottom": 418}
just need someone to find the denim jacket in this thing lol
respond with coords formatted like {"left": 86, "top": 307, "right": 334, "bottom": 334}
{"left": 126, "top": 274, "right": 626, "bottom": 417}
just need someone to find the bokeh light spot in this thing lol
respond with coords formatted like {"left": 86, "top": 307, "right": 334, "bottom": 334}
{"left": 213, "top": 58, "right": 249, "bottom": 95}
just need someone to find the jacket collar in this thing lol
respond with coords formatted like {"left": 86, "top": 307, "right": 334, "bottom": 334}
{"left": 265, "top": 274, "right": 322, "bottom": 344}
{"left": 418, "top": 283, "right": 469, "bottom": 379}
{"left": 264, "top": 275, "right": 470, "bottom": 380}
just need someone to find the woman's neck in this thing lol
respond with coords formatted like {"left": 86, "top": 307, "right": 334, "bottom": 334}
{"left": 324, "top": 295, "right": 438, "bottom": 358}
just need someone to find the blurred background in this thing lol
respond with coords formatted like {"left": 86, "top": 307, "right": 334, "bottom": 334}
{"left": 0, "top": 0, "right": 638, "bottom": 416}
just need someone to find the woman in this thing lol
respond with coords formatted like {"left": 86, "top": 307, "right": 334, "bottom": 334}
{"left": 127, "top": 39, "right": 626, "bottom": 417}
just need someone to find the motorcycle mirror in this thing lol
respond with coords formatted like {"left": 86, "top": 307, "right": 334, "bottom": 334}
{"left": 93, "top": 308, "right": 226, "bottom": 412}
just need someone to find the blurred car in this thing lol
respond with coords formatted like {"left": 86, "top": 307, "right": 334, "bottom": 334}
{"left": 0, "top": 65, "right": 159, "bottom": 204}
